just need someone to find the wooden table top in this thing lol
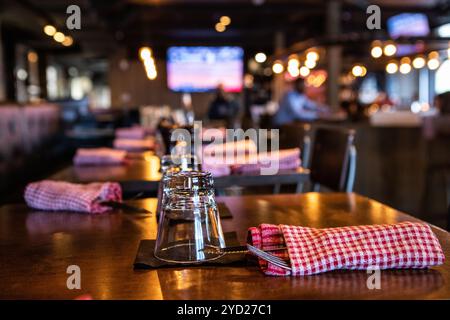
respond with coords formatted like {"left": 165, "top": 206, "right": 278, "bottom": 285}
{"left": 1, "top": 193, "right": 449, "bottom": 300}
{"left": 51, "top": 153, "right": 309, "bottom": 193}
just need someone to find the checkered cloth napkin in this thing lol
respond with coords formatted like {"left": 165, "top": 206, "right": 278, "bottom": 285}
{"left": 232, "top": 148, "right": 301, "bottom": 174}
{"left": 113, "top": 138, "right": 155, "bottom": 151}
{"left": 73, "top": 148, "right": 127, "bottom": 166}
{"left": 115, "top": 126, "right": 148, "bottom": 140}
{"left": 24, "top": 180, "right": 122, "bottom": 214}
{"left": 248, "top": 222, "right": 445, "bottom": 276}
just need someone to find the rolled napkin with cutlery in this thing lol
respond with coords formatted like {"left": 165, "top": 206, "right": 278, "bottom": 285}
{"left": 115, "top": 126, "right": 148, "bottom": 140}
{"left": 248, "top": 222, "right": 445, "bottom": 276}
{"left": 24, "top": 180, "right": 122, "bottom": 214}
{"left": 201, "top": 155, "right": 232, "bottom": 177}
{"left": 232, "top": 148, "right": 301, "bottom": 174}
{"left": 113, "top": 138, "right": 155, "bottom": 151}
{"left": 73, "top": 148, "right": 128, "bottom": 166}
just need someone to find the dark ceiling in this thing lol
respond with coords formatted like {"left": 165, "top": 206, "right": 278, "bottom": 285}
{"left": 1, "top": 0, "right": 450, "bottom": 59}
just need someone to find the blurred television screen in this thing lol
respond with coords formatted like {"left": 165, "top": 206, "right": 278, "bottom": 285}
{"left": 387, "top": 13, "right": 430, "bottom": 39}
{"left": 167, "top": 46, "right": 244, "bottom": 92}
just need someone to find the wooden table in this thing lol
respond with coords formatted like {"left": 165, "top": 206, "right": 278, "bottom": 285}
{"left": 1, "top": 193, "right": 449, "bottom": 299}
{"left": 51, "top": 153, "right": 310, "bottom": 194}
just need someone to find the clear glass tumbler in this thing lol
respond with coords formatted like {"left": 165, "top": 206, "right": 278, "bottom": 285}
{"left": 154, "top": 171, "right": 225, "bottom": 263}
{"left": 156, "top": 154, "right": 200, "bottom": 217}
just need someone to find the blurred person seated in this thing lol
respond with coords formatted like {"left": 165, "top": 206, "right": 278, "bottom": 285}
{"left": 207, "top": 84, "right": 239, "bottom": 127}
{"left": 423, "top": 92, "right": 450, "bottom": 139}
{"left": 435, "top": 92, "right": 450, "bottom": 115}
{"left": 273, "top": 78, "right": 327, "bottom": 126}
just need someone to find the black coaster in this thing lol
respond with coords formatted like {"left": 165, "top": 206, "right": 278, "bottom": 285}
{"left": 217, "top": 202, "right": 232, "bottom": 219}
{"left": 134, "top": 232, "right": 247, "bottom": 269}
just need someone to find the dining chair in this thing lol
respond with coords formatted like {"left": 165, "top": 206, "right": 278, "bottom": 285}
{"left": 308, "top": 127, "right": 357, "bottom": 192}
{"left": 279, "top": 122, "right": 312, "bottom": 169}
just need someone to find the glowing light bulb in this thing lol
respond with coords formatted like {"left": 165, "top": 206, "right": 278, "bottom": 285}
{"left": 384, "top": 43, "right": 397, "bottom": 56}
{"left": 306, "top": 51, "right": 319, "bottom": 61}
{"left": 62, "top": 36, "right": 73, "bottom": 47}
{"left": 399, "top": 63, "right": 411, "bottom": 74}
{"left": 371, "top": 46, "right": 383, "bottom": 58}
{"left": 272, "top": 62, "right": 284, "bottom": 74}
{"left": 220, "top": 16, "right": 231, "bottom": 26}
{"left": 255, "top": 52, "right": 267, "bottom": 63}
{"left": 428, "top": 51, "right": 439, "bottom": 60}
{"left": 427, "top": 58, "right": 440, "bottom": 70}
{"left": 412, "top": 56, "right": 425, "bottom": 69}
{"left": 44, "top": 25, "right": 56, "bottom": 36}
{"left": 305, "top": 59, "right": 316, "bottom": 69}
{"left": 352, "top": 65, "right": 364, "bottom": 77}
{"left": 215, "top": 23, "right": 226, "bottom": 32}
{"left": 288, "top": 58, "right": 300, "bottom": 69}
{"left": 53, "top": 32, "right": 65, "bottom": 43}
{"left": 139, "top": 47, "right": 152, "bottom": 60}
{"left": 299, "top": 66, "right": 310, "bottom": 77}
{"left": 386, "top": 61, "right": 398, "bottom": 74}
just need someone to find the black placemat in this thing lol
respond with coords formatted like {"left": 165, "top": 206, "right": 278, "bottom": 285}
{"left": 217, "top": 202, "right": 232, "bottom": 219}
{"left": 134, "top": 232, "right": 247, "bottom": 269}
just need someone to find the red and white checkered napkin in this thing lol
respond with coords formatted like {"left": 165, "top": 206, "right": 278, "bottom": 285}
{"left": 113, "top": 138, "right": 155, "bottom": 151}
{"left": 248, "top": 222, "right": 445, "bottom": 276}
{"left": 232, "top": 148, "right": 301, "bottom": 174}
{"left": 24, "top": 180, "right": 122, "bottom": 214}
{"left": 73, "top": 148, "right": 127, "bottom": 166}
{"left": 115, "top": 126, "right": 148, "bottom": 140}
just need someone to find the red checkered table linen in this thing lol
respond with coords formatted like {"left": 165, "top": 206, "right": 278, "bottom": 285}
{"left": 73, "top": 148, "right": 127, "bottom": 166}
{"left": 248, "top": 222, "right": 445, "bottom": 276}
{"left": 24, "top": 180, "right": 122, "bottom": 214}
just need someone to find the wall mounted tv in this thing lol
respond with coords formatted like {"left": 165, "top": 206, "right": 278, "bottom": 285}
{"left": 387, "top": 13, "right": 430, "bottom": 39}
{"left": 167, "top": 46, "right": 244, "bottom": 92}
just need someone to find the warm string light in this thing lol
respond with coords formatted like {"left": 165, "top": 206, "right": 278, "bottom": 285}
{"left": 287, "top": 56, "right": 300, "bottom": 78}
{"left": 272, "top": 61, "right": 284, "bottom": 74}
{"left": 385, "top": 51, "right": 442, "bottom": 74}
{"left": 371, "top": 41, "right": 383, "bottom": 58}
{"left": 43, "top": 24, "right": 73, "bottom": 47}
{"left": 255, "top": 52, "right": 267, "bottom": 63}
{"left": 215, "top": 16, "right": 231, "bottom": 33}
{"left": 386, "top": 61, "right": 398, "bottom": 74}
{"left": 269, "top": 48, "right": 319, "bottom": 77}
{"left": 304, "top": 49, "right": 319, "bottom": 70}
{"left": 412, "top": 56, "right": 426, "bottom": 69}
{"left": 427, "top": 51, "right": 440, "bottom": 70}
{"left": 299, "top": 66, "right": 310, "bottom": 77}
{"left": 139, "top": 47, "right": 157, "bottom": 80}
{"left": 399, "top": 57, "right": 411, "bottom": 74}
{"left": 220, "top": 16, "right": 231, "bottom": 26}
{"left": 370, "top": 41, "right": 397, "bottom": 58}
{"left": 351, "top": 64, "right": 367, "bottom": 77}
{"left": 383, "top": 42, "right": 397, "bottom": 56}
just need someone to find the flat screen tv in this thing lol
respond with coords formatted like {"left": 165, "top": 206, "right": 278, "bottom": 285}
{"left": 167, "top": 46, "right": 244, "bottom": 92}
{"left": 387, "top": 13, "right": 430, "bottom": 39}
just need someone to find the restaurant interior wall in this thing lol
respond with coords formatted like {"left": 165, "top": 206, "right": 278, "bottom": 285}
{"left": 109, "top": 49, "right": 217, "bottom": 118}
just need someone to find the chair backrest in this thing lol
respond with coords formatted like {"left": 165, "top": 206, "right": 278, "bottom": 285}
{"left": 309, "top": 127, "right": 356, "bottom": 192}
{"left": 279, "top": 122, "right": 312, "bottom": 168}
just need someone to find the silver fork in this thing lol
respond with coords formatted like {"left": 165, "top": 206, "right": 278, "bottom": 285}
{"left": 247, "top": 244, "right": 292, "bottom": 271}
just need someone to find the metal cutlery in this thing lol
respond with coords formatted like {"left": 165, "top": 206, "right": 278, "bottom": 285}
{"left": 203, "top": 244, "right": 291, "bottom": 270}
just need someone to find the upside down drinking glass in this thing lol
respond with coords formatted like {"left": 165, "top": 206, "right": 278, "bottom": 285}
{"left": 154, "top": 171, "right": 225, "bottom": 263}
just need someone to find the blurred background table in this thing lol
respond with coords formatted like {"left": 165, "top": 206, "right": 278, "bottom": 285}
{"left": 50, "top": 153, "right": 310, "bottom": 196}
